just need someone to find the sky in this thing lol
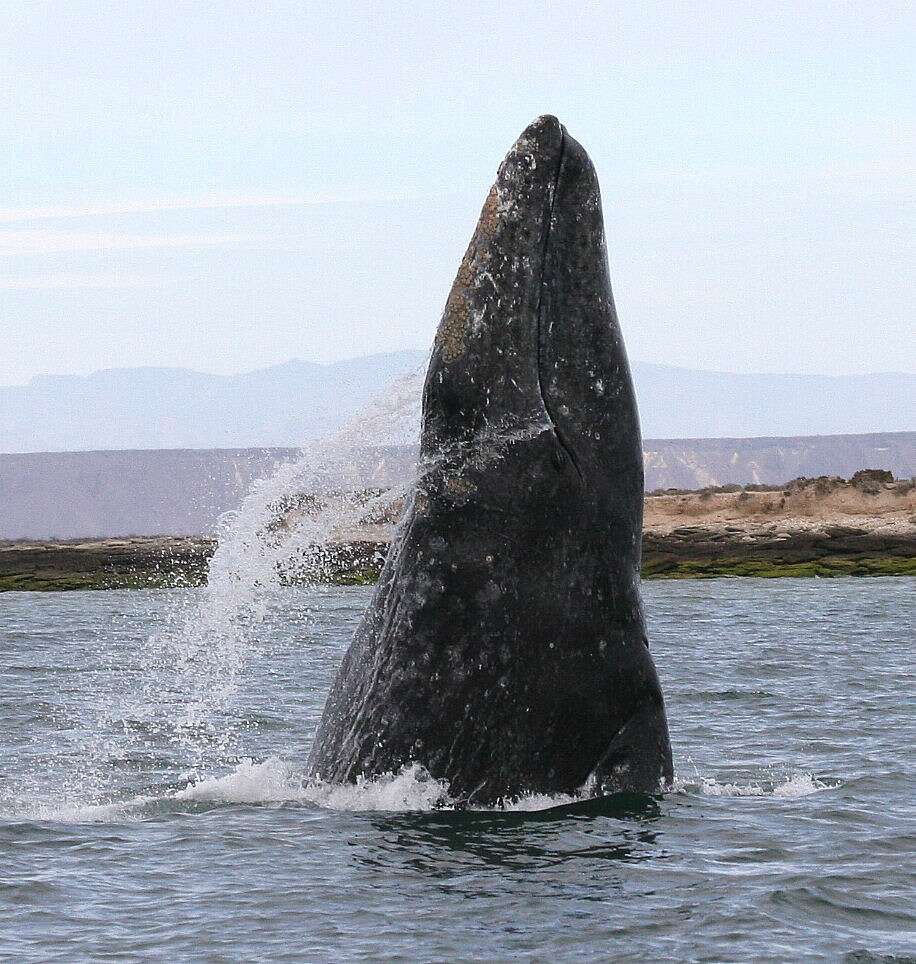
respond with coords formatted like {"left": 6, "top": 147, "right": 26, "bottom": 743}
{"left": 1, "top": 0, "right": 913, "bottom": 385}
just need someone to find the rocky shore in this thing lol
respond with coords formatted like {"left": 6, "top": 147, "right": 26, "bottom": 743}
{"left": 2, "top": 473, "right": 912, "bottom": 591}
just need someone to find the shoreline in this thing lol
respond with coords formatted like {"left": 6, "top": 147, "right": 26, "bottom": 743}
{"left": 1, "top": 538, "right": 911, "bottom": 592}
{"left": 3, "top": 530, "right": 913, "bottom": 592}
{"left": 3, "top": 474, "right": 912, "bottom": 591}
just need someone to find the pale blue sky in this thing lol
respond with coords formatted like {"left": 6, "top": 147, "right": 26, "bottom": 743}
{"left": 1, "top": 0, "right": 913, "bottom": 384}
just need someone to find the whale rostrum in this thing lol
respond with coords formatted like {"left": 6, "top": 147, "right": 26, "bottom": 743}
{"left": 308, "top": 115, "right": 673, "bottom": 804}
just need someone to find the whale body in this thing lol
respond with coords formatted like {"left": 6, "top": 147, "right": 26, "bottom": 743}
{"left": 308, "top": 116, "right": 673, "bottom": 804}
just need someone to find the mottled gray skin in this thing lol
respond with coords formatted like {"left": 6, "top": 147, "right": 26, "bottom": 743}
{"left": 308, "top": 116, "right": 673, "bottom": 804}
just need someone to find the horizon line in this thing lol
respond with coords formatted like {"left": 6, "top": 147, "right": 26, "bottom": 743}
{"left": 2, "top": 427, "right": 914, "bottom": 459}
{"left": 2, "top": 351, "right": 914, "bottom": 389}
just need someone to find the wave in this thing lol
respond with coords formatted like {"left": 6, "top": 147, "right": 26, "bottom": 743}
{"left": 0, "top": 758, "right": 843, "bottom": 824}
{"left": 674, "top": 772, "right": 841, "bottom": 798}
{"left": 0, "top": 792, "right": 157, "bottom": 825}
{"left": 180, "top": 760, "right": 840, "bottom": 809}
{"left": 687, "top": 689, "right": 779, "bottom": 701}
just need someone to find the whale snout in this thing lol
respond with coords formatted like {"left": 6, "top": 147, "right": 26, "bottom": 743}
{"left": 507, "top": 114, "right": 563, "bottom": 167}
{"left": 423, "top": 114, "right": 642, "bottom": 501}
{"left": 420, "top": 115, "right": 565, "bottom": 453}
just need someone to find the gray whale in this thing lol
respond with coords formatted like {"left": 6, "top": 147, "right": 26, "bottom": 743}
{"left": 308, "top": 116, "right": 673, "bottom": 804}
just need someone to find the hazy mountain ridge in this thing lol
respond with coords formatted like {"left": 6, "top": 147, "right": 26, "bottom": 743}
{"left": 0, "top": 352, "right": 428, "bottom": 453}
{"left": 1, "top": 353, "right": 913, "bottom": 453}
{"left": 631, "top": 364, "right": 914, "bottom": 440}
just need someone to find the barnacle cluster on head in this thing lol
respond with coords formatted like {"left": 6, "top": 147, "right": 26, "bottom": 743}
{"left": 435, "top": 184, "right": 502, "bottom": 363}
{"left": 433, "top": 117, "right": 560, "bottom": 366}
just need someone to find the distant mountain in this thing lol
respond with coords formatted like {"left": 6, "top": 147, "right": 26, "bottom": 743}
{"left": 0, "top": 353, "right": 913, "bottom": 453}
{"left": 632, "top": 364, "right": 914, "bottom": 440}
{"left": 0, "top": 352, "right": 427, "bottom": 453}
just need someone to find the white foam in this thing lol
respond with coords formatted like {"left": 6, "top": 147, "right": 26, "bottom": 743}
{"left": 305, "top": 764, "right": 454, "bottom": 812}
{"left": 175, "top": 756, "right": 305, "bottom": 804}
{"left": 172, "top": 759, "right": 455, "bottom": 811}
{"left": 500, "top": 790, "right": 586, "bottom": 811}
{"left": 675, "top": 772, "right": 838, "bottom": 798}
{"left": 772, "top": 773, "right": 838, "bottom": 797}
{"left": 175, "top": 759, "right": 589, "bottom": 812}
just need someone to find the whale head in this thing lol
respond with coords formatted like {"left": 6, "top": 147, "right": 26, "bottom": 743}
{"left": 422, "top": 115, "right": 644, "bottom": 568}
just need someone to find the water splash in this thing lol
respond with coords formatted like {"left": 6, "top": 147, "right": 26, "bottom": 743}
{"left": 175, "top": 756, "right": 304, "bottom": 805}
{"left": 95, "top": 366, "right": 428, "bottom": 792}
{"left": 116, "top": 361, "right": 553, "bottom": 776}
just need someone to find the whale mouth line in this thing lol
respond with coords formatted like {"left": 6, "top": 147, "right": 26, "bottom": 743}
{"left": 535, "top": 122, "right": 584, "bottom": 481}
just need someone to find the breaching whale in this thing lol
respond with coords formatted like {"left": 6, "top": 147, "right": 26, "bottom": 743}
{"left": 308, "top": 115, "right": 673, "bottom": 804}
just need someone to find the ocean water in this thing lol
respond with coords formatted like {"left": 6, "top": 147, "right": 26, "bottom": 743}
{"left": 1, "top": 578, "right": 913, "bottom": 961}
